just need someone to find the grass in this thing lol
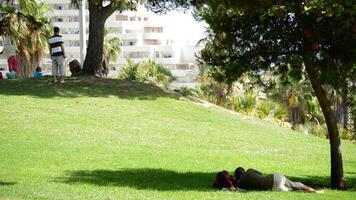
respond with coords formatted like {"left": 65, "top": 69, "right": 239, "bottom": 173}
{"left": 0, "top": 77, "right": 355, "bottom": 200}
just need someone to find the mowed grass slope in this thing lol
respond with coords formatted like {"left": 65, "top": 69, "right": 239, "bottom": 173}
{"left": 0, "top": 77, "right": 355, "bottom": 200}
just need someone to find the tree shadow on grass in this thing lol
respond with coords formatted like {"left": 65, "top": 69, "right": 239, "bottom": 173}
{"left": 287, "top": 173, "right": 356, "bottom": 191}
{"left": 55, "top": 168, "right": 356, "bottom": 192}
{"left": 0, "top": 181, "right": 16, "bottom": 186}
{"left": 55, "top": 168, "right": 216, "bottom": 191}
{"left": 0, "top": 77, "right": 178, "bottom": 100}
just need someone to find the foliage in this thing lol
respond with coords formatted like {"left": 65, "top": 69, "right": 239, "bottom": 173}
{"left": 295, "top": 123, "right": 328, "bottom": 139}
{"left": 256, "top": 100, "right": 274, "bottom": 119}
{"left": 304, "top": 94, "right": 324, "bottom": 124}
{"left": 119, "top": 60, "right": 174, "bottom": 89}
{"left": 118, "top": 59, "right": 138, "bottom": 80}
{"left": 273, "top": 103, "right": 289, "bottom": 121}
{"left": 231, "top": 92, "right": 256, "bottom": 114}
{"left": 0, "top": 0, "right": 52, "bottom": 77}
{"left": 103, "top": 29, "right": 121, "bottom": 67}
{"left": 178, "top": 86, "right": 197, "bottom": 97}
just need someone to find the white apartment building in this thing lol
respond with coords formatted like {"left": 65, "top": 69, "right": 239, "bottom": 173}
{"left": 0, "top": 0, "right": 204, "bottom": 87}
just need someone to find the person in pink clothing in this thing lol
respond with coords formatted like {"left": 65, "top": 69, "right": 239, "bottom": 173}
{"left": 0, "top": 37, "right": 17, "bottom": 72}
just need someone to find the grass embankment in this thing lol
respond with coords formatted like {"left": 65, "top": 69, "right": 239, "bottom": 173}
{"left": 0, "top": 77, "right": 355, "bottom": 200}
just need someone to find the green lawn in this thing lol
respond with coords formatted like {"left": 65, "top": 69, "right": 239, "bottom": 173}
{"left": 0, "top": 77, "right": 355, "bottom": 200}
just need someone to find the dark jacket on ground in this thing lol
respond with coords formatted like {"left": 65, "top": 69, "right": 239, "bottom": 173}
{"left": 236, "top": 168, "right": 274, "bottom": 190}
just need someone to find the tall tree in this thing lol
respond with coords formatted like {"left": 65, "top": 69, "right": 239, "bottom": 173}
{"left": 0, "top": 0, "right": 51, "bottom": 77}
{"left": 71, "top": 0, "right": 141, "bottom": 76}
{"left": 147, "top": 0, "right": 356, "bottom": 190}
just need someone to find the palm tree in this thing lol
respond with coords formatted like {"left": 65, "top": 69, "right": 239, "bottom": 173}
{"left": 100, "top": 30, "right": 121, "bottom": 77}
{"left": 1, "top": 0, "right": 51, "bottom": 77}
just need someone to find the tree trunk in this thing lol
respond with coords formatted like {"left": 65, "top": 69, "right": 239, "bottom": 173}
{"left": 304, "top": 56, "right": 346, "bottom": 190}
{"left": 16, "top": 49, "right": 31, "bottom": 78}
{"left": 82, "top": 5, "right": 106, "bottom": 76}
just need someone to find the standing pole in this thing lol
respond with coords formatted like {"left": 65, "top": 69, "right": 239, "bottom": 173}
{"left": 79, "top": 0, "right": 86, "bottom": 66}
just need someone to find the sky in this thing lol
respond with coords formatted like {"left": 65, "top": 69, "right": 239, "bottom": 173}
{"left": 137, "top": 6, "right": 208, "bottom": 45}
{"left": 160, "top": 11, "right": 207, "bottom": 45}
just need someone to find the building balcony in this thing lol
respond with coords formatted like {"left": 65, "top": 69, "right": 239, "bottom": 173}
{"left": 143, "top": 32, "right": 163, "bottom": 40}
{"left": 48, "top": 10, "right": 88, "bottom": 17}
{"left": 105, "top": 21, "right": 123, "bottom": 28}
{"left": 118, "top": 33, "right": 141, "bottom": 40}
{"left": 63, "top": 34, "right": 80, "bottom": 40}
{"left": 121, "top": 46, "right": 152, "bottom": 52}
{"left": 53, "top": 22, "right": 79, "bottom": 28}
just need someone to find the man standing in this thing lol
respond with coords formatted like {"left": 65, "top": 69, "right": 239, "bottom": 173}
{"left": 49, "top": 27, "right": 66, "bottom": 83}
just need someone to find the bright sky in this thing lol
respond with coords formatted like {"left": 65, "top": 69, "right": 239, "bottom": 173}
{"left": 138, "top": 6, "right": 207, "bottom": 45}
{"left": 160, "top": 11, "right": 207, "bottom": 45}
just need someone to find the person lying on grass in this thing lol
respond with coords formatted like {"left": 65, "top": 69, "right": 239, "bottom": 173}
{"left": 234, "top": 167, "right": 316, "bottom": 192}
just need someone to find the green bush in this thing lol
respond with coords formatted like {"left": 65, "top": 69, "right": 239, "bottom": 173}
{"left": 273, "top": 104, "right": 289, "bottom": 121}
{"left": 196, "top": 79, "right": 216, "bottom": 103}
{"left": 256, "top": 100, "right": 274, "bottom": 118}
{"left": 231, "top": 92, "right": 256, "bottom": 114}
{"left": 299, "top": 123, "right": 328, "bottom": 138}
{"left": 339, "top": 127, "right": 356, "bottom": 140}
{"left": 179, "top": 86, "right": 197, "bottom": 97}
{"left": 119, "top": 60, "right": 174, "bottom": 89}
{"left": 118, "top": 59, "right": 138, "bottom": 80}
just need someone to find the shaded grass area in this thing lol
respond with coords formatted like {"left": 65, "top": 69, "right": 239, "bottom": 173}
{"left": 55, "top": 168, "right": 215, "bottom": 191}
{"left": 0, "top": 76, "right": 175, "bottom": 100}
{"left": 55, "top": 168, "right": 356, "bottom": 191}
{"left": 0, "top": 77, "right": 355, "bottom": 199}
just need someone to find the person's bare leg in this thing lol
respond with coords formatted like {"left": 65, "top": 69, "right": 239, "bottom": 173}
{"left": 298, "top": 185, "right": 316, "bottom": 193}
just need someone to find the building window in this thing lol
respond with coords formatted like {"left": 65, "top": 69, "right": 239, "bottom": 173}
{"left": 144, "top": 27, "right": 163, "bottom": 33}
{"left": 144, "top": 40, "right": 161, "bottom": 45}
{"left": 130, "top": 17, "right": 135, "bottom": 21}
{"left": 125, "top": 52, "right": 150, "bottom": 58}
{"left": 117, "top": 15, "right": 128, "bottom": 21}
{"left": 162, "top": 52, "right": 173, "bottom": 58}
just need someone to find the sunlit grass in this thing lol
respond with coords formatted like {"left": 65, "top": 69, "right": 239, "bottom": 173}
{"left": 0, "top": 77, "right": 355, "bottom": 199}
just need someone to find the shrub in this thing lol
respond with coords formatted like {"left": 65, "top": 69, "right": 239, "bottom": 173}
{"left": 256, "top": 100, "right": 274, "bottom": 118}
{"left": 299, "top": 123, "right": 328, "bottom": 138}
{"left": 231, "top": 96, "right": 243, "bottom": 112}
{"left": 196, "top": 79, "right": 216, "bottom": 103}
{"left": 339, "top": 127, "right": 356, "bottom": 140}
{"left": 231, "top": 92, "right": 256, "bottom": 114}
{"left": 179, "top": 86, "right": 197, "bottom": 97}
{"left": 119, "top": 60, "right": 174, "bottom": 89}
{"left": 273, "top": 104, "right": 289, "bottom": 121}
{"left": 118, "top": 59, "right": 138, "bottom": 80}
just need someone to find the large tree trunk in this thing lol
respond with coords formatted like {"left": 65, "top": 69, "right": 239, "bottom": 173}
{"left": 82, "top": 5, "right": 106, "bottom": 75}
{"left": 16, "top": 50, "right": 32, "bottom": 78}
{"left": 304, "top": 56, "right": 346, "bottom": 190}
{"left": 82, "top": 3, "right": 115, "bottom": 76}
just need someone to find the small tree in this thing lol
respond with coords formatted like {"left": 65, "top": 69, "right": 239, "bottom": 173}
{"left": 1, "top": 0, "right": 51, "bottom": 77}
